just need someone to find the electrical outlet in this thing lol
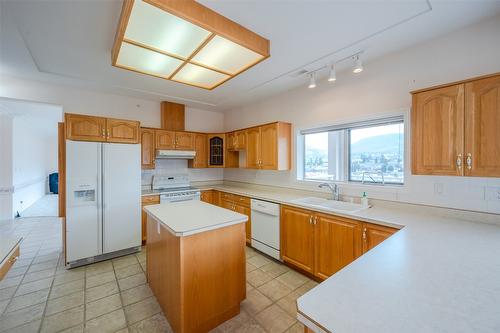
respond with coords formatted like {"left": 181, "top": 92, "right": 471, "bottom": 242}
{"left": 434, "top": 183, "right": 444, "bottom": 195}
{"left": 484, "top": 187, "right": 500, "bottom": 201}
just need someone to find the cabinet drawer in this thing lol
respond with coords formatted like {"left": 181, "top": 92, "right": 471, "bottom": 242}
{"left": 0, "top": 245, "right": 20, "bottom": 280}
{"left": 142, "top": 195, "right": 160, "bottom": 205}
{"left": 219, "top": 192, "right": 250, "bottom": 206}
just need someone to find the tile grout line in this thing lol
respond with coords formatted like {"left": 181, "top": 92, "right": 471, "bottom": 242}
{"left": 36, "top": 251, "right": 61, "bottom": 333}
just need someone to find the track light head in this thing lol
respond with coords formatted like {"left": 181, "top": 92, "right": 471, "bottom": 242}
{"left": 308, "top": 73, "right": 316, "bottom": 88}
{"left": 328, "top": 64, "right": 336, "bottom": 82}
{"left": 353, "top": 55, "right": 363, "bottom": 74}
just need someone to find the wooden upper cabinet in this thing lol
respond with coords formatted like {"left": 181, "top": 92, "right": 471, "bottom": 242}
{"left": 246, "top": 127, "right": 261, "bottom": 169}
{"left": 175, "top": 132, "right": 194, "bottom": 150}
{"left": 260, "top": 123, "right": 278, "bottom": 170}
{"left": 65, "top": 114, "right": 106, "bottom": 142}
{"left": 226, "top": 132, "right": 236, "bottom": 151}
{"left": 412, "top": 84, "right": 464, "bottom": 176}
{"left": 314, "top": 214, "right": 362, "bottom": 280}
{"left": 188, "top": 133, "right": 208, "bottom": 168}
{"left": 140, "top": 128, "right": 155, "bottom": 169}
{"left": 155, "top": 130, "right": 175, "bottom": 149}
{"left": 208, "top": 134, "right": 225, "bottom": 167}
{"left": 280, "top": 205, "right": 315, "bottom": 274}
{"left": 234, "top": 131, "right": 247, "bottom": 150}
{"left": 106, "top": 118, "right": 140, "bottom": 143}
{"left": 464, "top": 75, "right": 500, "bottom": 177}
{"left": 362, "top": 223, "right": 398, "bottom": 253}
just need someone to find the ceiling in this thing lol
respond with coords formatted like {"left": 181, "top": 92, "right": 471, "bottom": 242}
{"left": 0, "top": 98, "right": 62, "bottom": 139}
{"left": 1, "top": 0, "right": 500, "bottom": 112}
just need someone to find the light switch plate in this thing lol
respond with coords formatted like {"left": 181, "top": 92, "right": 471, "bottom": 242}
{"left": 484, "top": 187, "right": 500, "bottom": 201}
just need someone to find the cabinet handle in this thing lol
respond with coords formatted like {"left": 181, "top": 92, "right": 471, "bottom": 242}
{"left": 309, "top": 216, "right": 313, "bottom": 224}
{"left": 107, "top": 130, "right": 110, "bottom": 138}
{"left": 456, "top": 154, "right": 462, "bottom": 170}
{"left": 362, "top": 227, "right": 367, "bottom": 241}
{"left": 102, "top": 129, "right": 105, "bottom": 137}
{"left": 314, "top": 216, "right": 317, "bottom": 225}
{"left": 466, "top": 153, "right": 472, "bottom": 170}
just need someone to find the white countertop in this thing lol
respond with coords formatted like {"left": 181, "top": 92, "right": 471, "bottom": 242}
{"left": 188, "top": 182, "right": 500, "bottom": 333}
{"left": 0, "top": 237, "right": 21, "bottom": 264}
{"left": 143, "top": 200, "right": 248, "bottom": 237}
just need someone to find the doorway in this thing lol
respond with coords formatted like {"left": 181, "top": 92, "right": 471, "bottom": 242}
{"left": 0, "top": 98, "right": 63, "bottom": 219}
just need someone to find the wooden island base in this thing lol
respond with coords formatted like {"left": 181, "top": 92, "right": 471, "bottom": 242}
{"left": 146, "top": 216, "right": 246, "bottom": 333}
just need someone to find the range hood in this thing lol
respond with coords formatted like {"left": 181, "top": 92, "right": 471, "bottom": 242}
{"left": 156, "top": 150, "right": 196, "bottom": 159}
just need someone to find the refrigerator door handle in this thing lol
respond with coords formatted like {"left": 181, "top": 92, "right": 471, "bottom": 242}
{"left": 97, "top": 143, "right": 104, "bottom": 255}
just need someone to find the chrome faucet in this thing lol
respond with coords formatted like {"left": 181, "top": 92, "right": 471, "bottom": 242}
{"left": 319, "top": 182, "right": 340, "bottom": 201}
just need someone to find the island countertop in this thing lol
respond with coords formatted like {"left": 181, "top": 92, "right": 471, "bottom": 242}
{"left": 144, "top": 200, "right": 248, "bottom": 237}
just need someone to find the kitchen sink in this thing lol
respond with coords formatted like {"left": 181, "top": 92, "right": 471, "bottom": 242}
{"left": 290, "top": 197, "right": 369, "bottom": 213}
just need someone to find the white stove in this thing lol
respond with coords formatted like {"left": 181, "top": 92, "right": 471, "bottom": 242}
{"left": 152, "top": 175, "right": 201, "bottom": 203}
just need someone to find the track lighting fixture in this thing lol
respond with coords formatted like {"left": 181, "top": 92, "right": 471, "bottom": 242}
{"left": 328, "top": 64, "right": 336, "bottom": 82}
{"left": 303, "top": 51, "right": 363, "bottom": 88}
{"left": 353, "top": 55, "right": 363, "bottom": 74}
{"left": 308, "top": 73, "right": 316, "bottom": 88}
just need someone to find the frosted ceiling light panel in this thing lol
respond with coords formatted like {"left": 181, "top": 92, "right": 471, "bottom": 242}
{"left": 173, "top": 63, "right": 229, "bottom": 89}
{"left": 192, "top": 36, "right": 264, "bottom": 75}
{"left": 116, "top": 42, "right": 183, "bottom": 78}
{"left": 125, "top": 0, "right": 211, "bottom": 58}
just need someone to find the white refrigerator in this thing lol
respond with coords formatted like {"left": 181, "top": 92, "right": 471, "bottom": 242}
{"left": 66, "top": 140, "right": 141, "bottom": 267}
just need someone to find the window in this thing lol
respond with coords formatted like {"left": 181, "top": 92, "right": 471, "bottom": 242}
{"left": 300, "top": 116, "right": 404, "bottom": 185}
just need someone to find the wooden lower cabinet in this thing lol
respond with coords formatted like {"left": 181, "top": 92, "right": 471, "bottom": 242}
{"left": 362, "top": 223, "right": 398, "bottom": 253}
{"left": 280, "top": 206, "right": 315, "bottom": 274}
{"left": 0, "top": 244, "right": 20, "bottom": 280}
{"left": 314, "top": 214, "right": 362, "bottom": 280}
{"left": 219, "top": 192, "right": 251, "bottom": 244}
{"left": 141, "top": 195, "right": 160, "bottom": 244}
{"left": 281, "top": 205, "right": 398, "bottom": 280}
{"left": 200, "top": 190, "right": 213, "bottom": 204}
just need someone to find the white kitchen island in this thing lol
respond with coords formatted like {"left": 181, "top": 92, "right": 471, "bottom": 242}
{"left": 144, "top": 201, "right": 248, "bottom": 333}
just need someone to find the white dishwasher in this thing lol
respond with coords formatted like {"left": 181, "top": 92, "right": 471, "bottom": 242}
{"left": 251, "top": 199, "right": 281, "bottom": 260}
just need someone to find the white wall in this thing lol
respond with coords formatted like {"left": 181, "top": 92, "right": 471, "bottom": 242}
{"left": 0, "top": 75, "right": 226, "bottom": 184}
{"left": 0, "top": 114, "right": 13, "bottom": 219}
{"left": 11, "top": 116, "right": 58, "bottom": 215}
{"left": 223, "top": 15, "right": 500, "bottom": 214}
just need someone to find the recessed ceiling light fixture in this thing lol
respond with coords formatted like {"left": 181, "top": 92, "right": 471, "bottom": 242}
{"left": 308, "top": 73, "right": 317, "bottom": 89}
{"left": 352, "top": 55, "right": 364, "bottom": 74}
{"left": 111, "top": 0, "right": 270, "bottom": 90}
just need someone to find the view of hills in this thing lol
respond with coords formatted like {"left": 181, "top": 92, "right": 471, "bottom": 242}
{"left": 351, "top": 133, "right": 404, "bottom": 154}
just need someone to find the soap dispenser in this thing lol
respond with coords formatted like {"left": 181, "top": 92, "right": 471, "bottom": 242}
{"left": 361, "top": 192, "right": 369, "bottom": 208}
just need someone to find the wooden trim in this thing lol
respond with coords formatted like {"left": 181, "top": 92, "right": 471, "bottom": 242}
{"left": 144, "top": 0, "right": 269, "bottom": 56}
{"left": 111, "top": 0, "right": 134, "bottom": 65}
{"left": 0, "top": 245, "right": 20, "bottom": 281}
{"left": 168, "top": 33, "right": 216, "bottom": 80}
{"left": 410, "top": 71, "right": 500, "bottom": 95}
{"left": 58, "top": 122, "right": 67, "bottom": 265}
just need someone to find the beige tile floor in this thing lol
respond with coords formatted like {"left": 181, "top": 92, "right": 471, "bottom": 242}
{"left": 0, "top": 217, "right": 316, "bottom": 332}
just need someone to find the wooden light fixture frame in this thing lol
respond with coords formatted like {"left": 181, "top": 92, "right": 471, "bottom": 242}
{"left": 111, "top": 0, "right": 270, "bottom": 90}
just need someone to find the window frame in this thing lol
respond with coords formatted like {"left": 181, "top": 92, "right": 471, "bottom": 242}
{"left": 299, "top": 115, "right": 406, "bottom": 186}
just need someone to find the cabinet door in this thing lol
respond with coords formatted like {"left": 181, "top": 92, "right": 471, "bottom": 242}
{"left": 235, "top": 204, "right": 251, "bottom": 245}
{"left": 226, "top": 132, "right": 236, "bottom": 150}
{"left": 142, "top": 195, "right": 160, "bottom": 244}
{"left": 363, "top": 223, "right": 398, "bottom": 253}
{"left": 233, "top": 130, "right": 246, "bottom": 150}
{"left": 200, "top": 190, "right": 213, "bottom": 204}
{"left": 412, "top": 85, "right": 464, "bottom": 175}
{"left": 155, "top": 130, "right": 176, "bottom": 149}
{"left": 65, "top": 114, "right": 106, "bottom": 142}
{"left": 175, "top": 132, "right": 194, "bottom": 150}
{"left": 246, "top": 127, "right": 261, "bottom": 169}
{"left": 260, "top": 123, "right": 278, "bottom": 170}
{"left": 314, "top": 214, "right": 362, "bottom": 280}
{"left": 188, "top": 133, "right": 208, "bottom": 168}
{"left": 464, "top": 75, "right": 500, "bottom": 177}
{"left": 106, "top": 118, "right": 140, "bottom": 143}
{"left": 208, "top": 135, "right": 225, "bottom": 167}
{"left": 280, "top": 206, "right": 315, "bottom": 274}
{"left": 220, "top": 199, "right": 234, "bottom": 211}
{"left": 140, "top": 128, "right": 155, "bottom": 169}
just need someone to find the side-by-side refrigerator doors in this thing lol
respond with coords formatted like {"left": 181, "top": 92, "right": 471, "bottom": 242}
{"left": 102, "top": 143, "right": 141, "bottom": 253}
{"left": 66, "top": 141, "right": 102, "bottom": 262}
